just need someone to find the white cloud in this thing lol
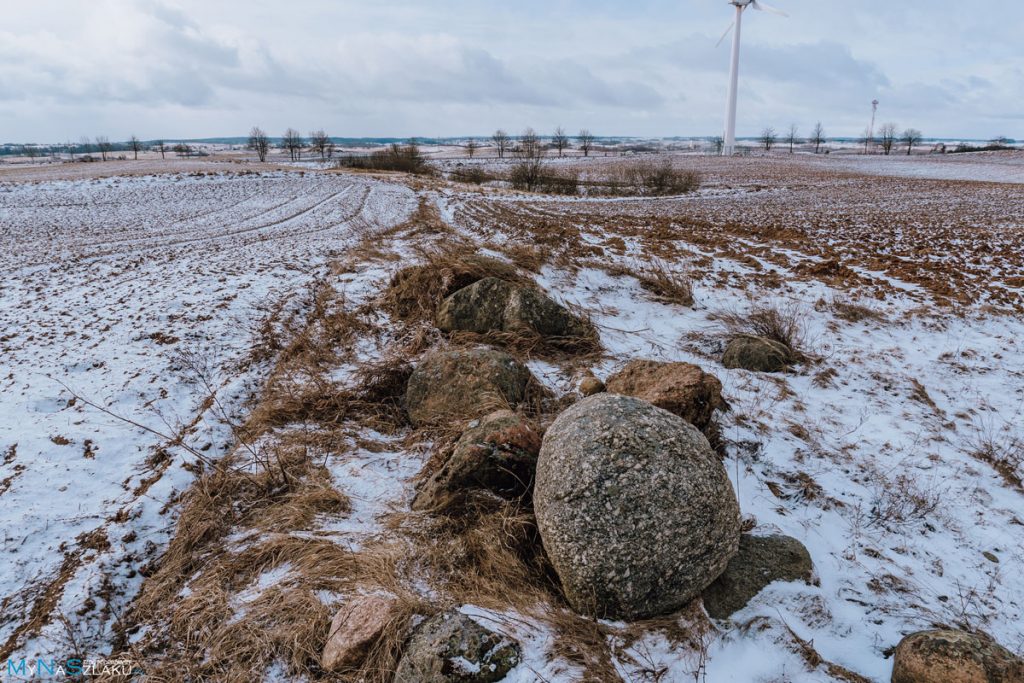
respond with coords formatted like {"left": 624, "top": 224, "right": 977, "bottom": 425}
{"left": 1, "top": 0, "right": 1021, "bottom": 141}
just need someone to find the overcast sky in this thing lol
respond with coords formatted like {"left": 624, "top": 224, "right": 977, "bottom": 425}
{"left": 2, "top": 0, "right": 1021, "bottom": 142}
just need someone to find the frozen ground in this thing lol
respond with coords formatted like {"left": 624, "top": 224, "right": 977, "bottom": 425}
{"left": 1, "top": 155, "right": 1022, "bottom": 681}
{"left": 0, "top": 169, "right": 417, "bottom": 660}
{"left": 828, "top": 151, "right": 1024, "bottom": 184}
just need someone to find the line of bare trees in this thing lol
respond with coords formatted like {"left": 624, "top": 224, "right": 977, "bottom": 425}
{"left": 872, "top": 123, "right": 924, "bottom": 155}
{"left": 484, "top": 128, "right": 595, "bottom": 160}
{"left": 248, "top": 126, "right": 338, "bottom": 163}
{"left": 756, "top": 123, "right": 829, "bottom": 154}
{"left": 752, "top": 121, "right": 925, "bottom": 156}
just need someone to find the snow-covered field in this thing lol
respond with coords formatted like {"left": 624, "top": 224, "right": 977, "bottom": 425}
{"left": 1, "top": 155, "right": 1021, "bottom": 680}
{"left": 0, "top": 169, "right": 417, "bottom": 660}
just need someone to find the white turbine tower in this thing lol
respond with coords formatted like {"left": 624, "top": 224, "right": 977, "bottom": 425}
{"left": 717, "top": 0, "right": 787, "bottom": 156}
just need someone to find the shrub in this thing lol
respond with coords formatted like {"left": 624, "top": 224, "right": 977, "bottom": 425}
{"left": 450, "top": 167, "right": 491, "bottom": 185}
{"left": 589, "top": 159, "right": 701, "bottom": 196}
{"left": 537, "top": 168, "right": 580, "bottom": 195}
{"left": 509, "top": 161, "right": 579, "bottom": 195}
{"left": 338, "top": 143, "right": 430, "bottom": 174}
{"left": 509, "top": 158, "right": 545, "bottom": 191}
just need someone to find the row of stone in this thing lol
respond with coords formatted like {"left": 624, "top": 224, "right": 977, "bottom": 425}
{"left": 322, "top": 271, "right": 1022, "bottom": 682}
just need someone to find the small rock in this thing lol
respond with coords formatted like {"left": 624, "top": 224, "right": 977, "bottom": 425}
{"left": 605, "top": 359, "right": 726, "bottom": 433}
{"left": 535, "top": 394, "right": 741, "bottom": 620}
{"left": 413, "top": 410, "right": 542, "bottom": 510}
{"left": 702, "top": 534, "right": 814, "bottom": 619}
{"left": 405, "top": 348, "right": 536, "bottom": 427}
{"left": 578, "top": 375, "right": 606, "bottom": 397}
{"left": 436, "top": 277, "right": 593, "bottom": 343}
{"left": 982, "top": 551, "right": 999, "bottom": 563}
{"left": 393, "top": 610, "right": 521, "bottom": 683}
{"left": 891, "top": 629, "right": 1024, "bottom": 683}
{"left": 322, "top": 594, "right": 399, "bottom": 671}
{"left": 722, "top": 335, "right": 793, "bottom": 373}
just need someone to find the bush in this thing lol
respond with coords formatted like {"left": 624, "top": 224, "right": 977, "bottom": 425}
{"left": 450, "top": 167, "right": 492, "bottom": 185}
{"left": 589, "top": 159, "right": 701, "bottom": 196}
{"left": 537, "top": 169, "right": 580, "bottom": 195}
{"left": 508, "top": 161, "right": 579, "bottom": 195}
{"left": 509, "top": 159, "right": 545, "bottom": 191}
{"left": 338, "top": 144, "right": 430, "bottom": 174}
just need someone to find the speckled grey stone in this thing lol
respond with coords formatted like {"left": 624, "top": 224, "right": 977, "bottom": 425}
{"left": 412, "top": 410, "right": 541, "bottom": 511}
{"left": 722, "top": 335, "right": 792, "bottom": 373}
{"left": 702, "top": 534, "right": 814, "bottom": 619}
{"left": 436, "top": 277, "right": 592, "bottom": 341}
{"left": 404, "top": 348, "right": 535, "bottom": 427}
{"left": 393, "top": 611, "right": 521, "bottom": 683}
{"left": 534, "top": 394, "right": 741, "bottom": 620}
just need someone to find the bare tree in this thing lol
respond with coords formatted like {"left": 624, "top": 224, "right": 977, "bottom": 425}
{"left": 810, "top": 122, "right": 826, "bottom": 154}
{"left": 578, "top": 129, "right": 595, "bottom": 157}
{"left": 860, "top": 127, "right": 875, "bottom": 154}
{"left": 248, "top": 126, "right": 270, "bottom": 162}
{"left": 785, "top": 124, "right": 800, "bottom": 154}
{"left": 128, "top": 135, "right": 142, "bottom": 160}
{"left": 759, "top": 127, "right": 777, "bottom": 152}
{"left": 492, "top": 129, "right": 511, "bottom": 159}
{"left": 95, "top": 136, "right": 112, "bottom": 161}
{"left": 309, "top": 129, "right": 331, "bottom": 162}
{"left": 79, "top": 136, "right": 93, "bottom": 159}
{"left": 174, "top": 142, "right": 192, "bottom": 157}
{"left": 878, "top": 123, "right": 898, "bottom": 155}
{"left": 511, "top": 127, "right": 546, "bottom": 191}
{"left": 465, "top": 139, "right": 480, "bottom": 158}
{"left": 902, "top": 128, "right": 923, "bottom": 155}
{"left": 282, "top": 128, "right": 304, "bottom": 161}
{"left": 552, "top": 127, "right": 570, "bottom": 158}
{"left": 517, "top": 128, "right": 543, "bottom": 160}
{"left": 155, "top": 140, "right": 167, "bottom": 160}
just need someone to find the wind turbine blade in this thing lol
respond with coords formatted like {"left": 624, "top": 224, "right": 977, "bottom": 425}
{"left": 715, "top": 20, "right": 735, "bottom": 48}
{"left": 751, "top": 0, "right": 788, "bottom": 16}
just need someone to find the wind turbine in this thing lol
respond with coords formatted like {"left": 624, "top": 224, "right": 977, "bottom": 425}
{"left": 717, "top": 0, "right": 787, "bottom": 156}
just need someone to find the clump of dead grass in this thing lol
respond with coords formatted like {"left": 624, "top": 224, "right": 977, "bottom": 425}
{"left": 590, "top": 256, "right": 696, "bottom": 307}
{"left": 967, "top": 416, "right": 1024, "bottom": 490}
{"left": 635, "top": 258, "right": 695, "bottom": 307}
{"left": 714, "top": 300, "right": 810, "bottom": 361}
{"left": 380, "top": 245, "right": 528, "bottom": 323}
{"left": 824, "top": 295, "right": 885, "bottom": 323}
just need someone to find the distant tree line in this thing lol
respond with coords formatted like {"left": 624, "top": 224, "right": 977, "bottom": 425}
{"left": 3, "top": 126, "right": 1016, "bottom": 164}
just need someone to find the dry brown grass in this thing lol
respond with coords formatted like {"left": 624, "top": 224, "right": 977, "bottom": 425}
{"left": 591, "top": 258, "right": 695, "bottom": 308}
{"left": 445, "top": 320, "right": 602, "bottom": 362}
{"left": 635, "top": 259, "right": 695, "bottom": 307}
{"left": 380, "top": 245, "right": 528, "bottom": 323}
{"left": 967, "top": 416, "right": 1024, "bottom": 491}
{"left": 825, "top": 295, "right": 885, "bottom": 324}
{"left": 715, "top": 300, "right": 809, "bottom": 361}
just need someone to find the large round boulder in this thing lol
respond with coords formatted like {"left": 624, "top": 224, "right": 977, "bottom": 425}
{"left": 891, "top": 630, "right": 1024, "bottom": 683}
{"left": 393, "top": 611, "right": 521, "bottom": 683}
{"left": 436, "top": 277, "right": 593, "bottom": 343}
{"left": 405, "top": 348, "right": 535, "bottom": 427}
{"left": 722, "top": 335, "right": 792, "bottom": 373}
{"left": 534, "top": 394, "right": 741, "bottom": 620}
{"left": 412, "top": 410, "right": 542, "bottom": 511}
{"left": 605, "top": 360, "right": 725, "bottom": 433}
{"left": 702, "top": 534, "right": 814, "bottom": 619}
